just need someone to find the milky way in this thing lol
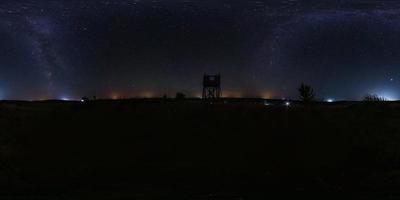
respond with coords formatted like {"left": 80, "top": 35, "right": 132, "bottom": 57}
{"left": 1, "top": 0, "right": 400, "bottom": 100}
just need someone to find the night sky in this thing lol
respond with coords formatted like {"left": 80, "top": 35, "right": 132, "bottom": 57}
{"left": 1, "top": 0, "right": 400, "bottom": 100}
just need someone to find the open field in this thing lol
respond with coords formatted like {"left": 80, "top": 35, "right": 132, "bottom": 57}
{"left": 1, "top": 100, "right": 400, "bottom": 199}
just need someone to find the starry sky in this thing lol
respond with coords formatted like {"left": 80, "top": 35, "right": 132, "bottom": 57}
{"left": 1, "top": 0, "right": 400, "bottom": 100}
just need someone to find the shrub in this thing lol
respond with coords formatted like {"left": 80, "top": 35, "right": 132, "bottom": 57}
{"left": 175, "top": 92, "right": 186, "bottom": 99}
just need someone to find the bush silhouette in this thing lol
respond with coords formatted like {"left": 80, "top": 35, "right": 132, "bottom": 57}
{"left": 298, "top": 83, "right": 315, "bottom": 103}
{"left": 175, "top": 92, "right": 186, "bottom": 99}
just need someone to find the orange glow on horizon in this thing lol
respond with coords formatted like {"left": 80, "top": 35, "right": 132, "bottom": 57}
{"left": 260, "top": 91, "right": 274, "bottom": 99}
{"left": 110, "top": 93, "right": 120, "bottom": 100}
{"left": 105, "top": 90, "right": 276, "bottom": 99}
{"left": 139, "top": 91, "right": 156, "bottom": 98}
{"left": 222, "top": 91, "right": 244, "bottom": 98}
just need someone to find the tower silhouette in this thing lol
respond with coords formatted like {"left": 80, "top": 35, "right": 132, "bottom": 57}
{"left": 202, "top": 74, "right": 221, "bottom": 99}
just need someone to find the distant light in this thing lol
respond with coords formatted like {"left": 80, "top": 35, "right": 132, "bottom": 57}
{"left": 60, "top": 97, "right": 70, "bottom": 101}
{"left": 285, "top": 101, "right": 290, "bottom": 106}
{"left": 326, "top": 98, "right": 334, "bottom": 103}
{"left": 80, "top": 99, "right": 85, "bottom": 103}
{"left": 264, "top": 101, "right": 270, "bottom": 106}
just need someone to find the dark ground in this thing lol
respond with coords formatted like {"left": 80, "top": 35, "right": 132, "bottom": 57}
{"left": 1, "top": 99, "right": 400, "bottom": 199}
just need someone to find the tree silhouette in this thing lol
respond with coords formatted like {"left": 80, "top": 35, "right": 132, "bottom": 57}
{"left": 298, "top": 83, "right": 315, "bottom": 103}
{"left": 364, "top": 94, "right": 386, "bottom": 102}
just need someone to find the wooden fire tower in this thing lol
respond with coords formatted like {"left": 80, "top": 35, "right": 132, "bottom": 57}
{"left": 202, "top": 74, "right": 221, "bottom": 99}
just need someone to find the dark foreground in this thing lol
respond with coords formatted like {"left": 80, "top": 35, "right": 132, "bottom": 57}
{"left": 1, "top": 100, "right": 400, "bottom": 199}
